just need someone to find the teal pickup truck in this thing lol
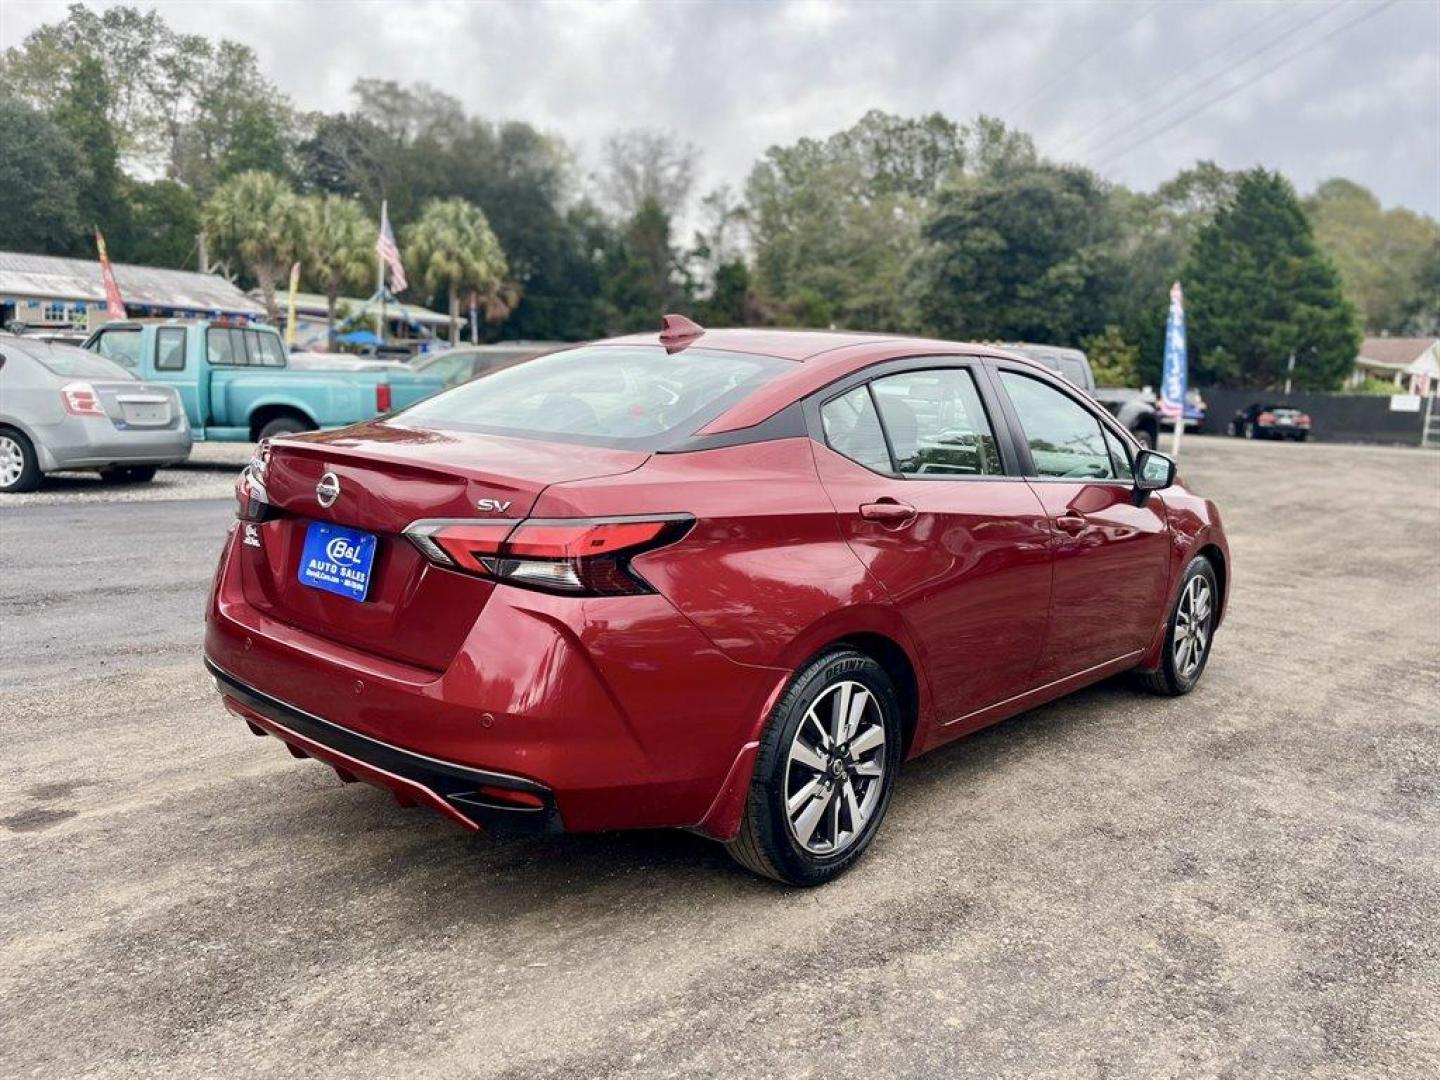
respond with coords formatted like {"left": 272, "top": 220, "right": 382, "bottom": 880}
{"left": 83, "top": 319, "right": 443, "bottom": 441}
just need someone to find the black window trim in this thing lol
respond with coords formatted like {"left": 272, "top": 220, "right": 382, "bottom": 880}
{"left": 985, "top": 359, "right": 1141, "bottom": 485}
{"left": 803, "top": 354, "right": 1021, "bottom": 482}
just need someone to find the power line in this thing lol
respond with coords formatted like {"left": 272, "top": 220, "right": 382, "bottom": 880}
{"left": 1010, "top": 1, "right": 1164, "bottom": 121}
{"left": 1055, "top": 2, "right": 1293, "bottom": 159}
{"left": 1071, "top": 0, "right": 1346, "bottom": 160}
{"left": 1093, "top": 0, "right": 1403, "bottom": 169}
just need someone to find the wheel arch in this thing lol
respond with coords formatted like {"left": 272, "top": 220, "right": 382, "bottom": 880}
{"left": 828, "top": 631, "right": 922, "bottom": 760}
{"left": 248, "top": 401, "right": 317, "bottom": 441}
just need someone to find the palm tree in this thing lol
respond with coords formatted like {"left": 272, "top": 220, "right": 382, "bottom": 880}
{"left": 202, "top": 171, "right": 301, "bottom": 324}
{"left": 297, "top": 194, "right": 372, "bottom": 348}
{"left": 404, "top": 198, "right": 508, "bottom": 344}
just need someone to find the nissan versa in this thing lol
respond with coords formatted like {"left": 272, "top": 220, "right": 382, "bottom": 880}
{"left": 205, "top": 317, "right": 1229, "bottom": 886}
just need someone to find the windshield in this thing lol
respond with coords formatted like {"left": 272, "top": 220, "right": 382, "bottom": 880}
{"left": 4, "top": 337, "right": 136, "bottom": 380}
{"left": 397, "top": 344, "right": 790, "bottom": 448}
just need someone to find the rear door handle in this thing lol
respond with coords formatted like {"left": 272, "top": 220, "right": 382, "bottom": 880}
{"left": 1054, "top": 513, "right": 1087, "bottom": 533}
{"left": 860, "top": 500, "right": 917, "bottom": 526}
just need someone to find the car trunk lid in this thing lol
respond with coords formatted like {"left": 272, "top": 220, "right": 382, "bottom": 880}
{"left": 236, "top": 420, "right": 649, "bottom": 670}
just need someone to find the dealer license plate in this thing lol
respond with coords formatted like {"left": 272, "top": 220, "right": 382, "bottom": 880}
{"left": 298, "top": 521, "right": 377, "bottom": 602}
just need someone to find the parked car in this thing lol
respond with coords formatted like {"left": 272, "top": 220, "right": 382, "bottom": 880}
{"left": 206, "top": 318, "right": 1230, "bottom": 886}
{"left": 1003, "top": 343, "right": 1163, "bottom": 448}
{"left": 1231, "top": 402, "right": 1311, "bottom": 440}
{"left": 84, "top": 319, "right": 444, "bottom": 442}
{"left": 413, "top": 342, "right": 561, "bottom": 388}
{"left": 0, "top": 333, "right": 191, "bottom": 493}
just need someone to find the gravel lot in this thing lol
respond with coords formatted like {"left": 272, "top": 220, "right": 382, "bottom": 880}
{"left": 1, "top": 436, "right": 1436, "bottom": 1078}
{"left": 0, "top": 441, "right": 250, "bottom": 507}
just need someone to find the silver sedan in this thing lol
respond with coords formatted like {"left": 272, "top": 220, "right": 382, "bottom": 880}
{"left": 0, "top": 334, "right": 192, "bottom": 492}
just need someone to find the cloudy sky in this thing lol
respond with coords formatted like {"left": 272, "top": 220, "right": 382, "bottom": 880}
{"left": 4, "top": 0, "right": 1437, "bottom": 214}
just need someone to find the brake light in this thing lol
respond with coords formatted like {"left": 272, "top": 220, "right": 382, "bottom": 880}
{"left": 405, "top": 515, "right": 693, "bottom": 596}
{"left": 235, "top": 441, "right": 274, "bottom": 522}
{"left": 376, "top": 384, "right": 392, "bottom": 412}
{"left": 1258, "top": 411, "right": 1276, "bottom": 425}
{"left": 61, "top": 382, "right": 105, "bottom": 417}
{"left": 1297, "top": 414, "right": 1311, "bottom": 426}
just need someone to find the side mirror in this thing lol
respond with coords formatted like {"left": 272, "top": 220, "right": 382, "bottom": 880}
{"left": 1134, "top": 449, "right": 1176, "bottom": 492}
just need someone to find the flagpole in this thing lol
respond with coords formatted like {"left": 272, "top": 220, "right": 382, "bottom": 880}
{"left": 376, "top": 200, "right": 387, "bottom": 349}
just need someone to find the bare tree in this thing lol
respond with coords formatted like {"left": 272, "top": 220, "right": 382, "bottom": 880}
{"left": 597, "top": 129, "right": 698, "bottom": 221}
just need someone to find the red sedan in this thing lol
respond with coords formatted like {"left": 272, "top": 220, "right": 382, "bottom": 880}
{"left": 206, "top": 318, "right": 1229, "bottom": 886}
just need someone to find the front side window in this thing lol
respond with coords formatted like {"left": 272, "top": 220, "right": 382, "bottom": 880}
{"left": 398, "top": 345, "right": 788, "bottom": 450}
{"left": 155, "top": 327, "right": 186, "bottom": 371}
{"left": 1102, "top": 425, "right": 1133, "bottom": 481}
{"left": 870, "top": 369, "right": 999, "bottom": 476}
{"left": 94, "top": 328, "right": 142, "bottom": 367}
{"left": 821, "top": 386, "right": 891, "bottom": 472}
{"left": 1000, "top": 371, "right": 1115, "bottom": 480}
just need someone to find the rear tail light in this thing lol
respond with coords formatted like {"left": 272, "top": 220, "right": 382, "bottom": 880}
{"left": 1297, "top": 414, "right": 1311, "bottom": 426}
{"left": 405, "top": 515, "right": 693, "bottom": 596}
{"left": 376, "top": 384, "right": 392, "bottom": 412}
{"left": 61, "top": 382, "right": 105, "bottom": 417}
{"left": 1258, "top": 411, "right": 1276, "bottom": 424}
{"left": 235, "top": 441, "right": 274, "bottom": 522}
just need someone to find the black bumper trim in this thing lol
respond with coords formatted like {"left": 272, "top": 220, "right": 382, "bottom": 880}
{"left": 206, "top": 657, "right": 562, "bottom": 834}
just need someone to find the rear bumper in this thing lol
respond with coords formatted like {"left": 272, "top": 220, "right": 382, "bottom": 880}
{"left": 208, "top": 658, "right": 562, "bottom": 834}
{"left": 39, "top": 419, "right": 193, "bottom": 471}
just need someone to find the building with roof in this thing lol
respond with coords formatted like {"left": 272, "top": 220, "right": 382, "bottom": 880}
{"left": 266, "top": 290, "right": 451, "bottom": 351}
{"left": 0, "top": 250, "right": 264, "bottom": 331}
{"left": 1351, "top": 336, "right": 1440, "bottom": 393}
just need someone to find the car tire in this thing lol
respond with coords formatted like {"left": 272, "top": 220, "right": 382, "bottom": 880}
{"left": 1295, "top": 432, "right": 1309, "bottom": 443}
{"left": 256, "top": 416, "right": 312, "bottom": 441}
{"left": 0, "top": 428, "right": 42, "bottom": 493}
{"left": 1131, "top": 426, "right": 1156, "bottom": 450}
{"left": 99, "top": 465, "right": 158, "bottom": 484}
{"left": 726, "top": 648, "right": 902, "bottom": 886}
{"left": 1139, "top": 555, "right": 1219, "bottom": 697}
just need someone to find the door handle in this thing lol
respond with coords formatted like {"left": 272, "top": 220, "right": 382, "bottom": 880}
{"left": 1054, "top": 512, "right": 1087, "bottom": 533}
{"left": 860, "top": 500, "right": 917, "bottom": 526}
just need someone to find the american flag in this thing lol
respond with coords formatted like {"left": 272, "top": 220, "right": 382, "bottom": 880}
{"left": 375, "top": 201, "right": 407, "bottom": 293}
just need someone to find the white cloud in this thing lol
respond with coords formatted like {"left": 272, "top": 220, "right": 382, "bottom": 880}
{"left": 2, "top": 0, "right": 1434, "bottom": 214}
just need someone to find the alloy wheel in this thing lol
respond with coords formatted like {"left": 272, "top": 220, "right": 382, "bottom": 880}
{"left": 1173, "top": 575, "right": 1214, "bottom": 680}
{"left": 784, "top": 680, "right": 887, "bottom": 855}
{"left": 0, "top": 435, "right": 24, "bottom": 489}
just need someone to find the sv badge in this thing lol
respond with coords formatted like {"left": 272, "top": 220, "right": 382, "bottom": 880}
{"left": 476, "top": 498, "right": 513, "bottom": 513}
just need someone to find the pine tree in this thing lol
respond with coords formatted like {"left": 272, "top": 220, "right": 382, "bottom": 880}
{"left": 1183, "top": 169, "right": 1360, "bottom": 389}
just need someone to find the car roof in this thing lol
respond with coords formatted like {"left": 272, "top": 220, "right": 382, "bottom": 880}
{"left": 590, "top": 327, "right": 1042, "bottom": 434}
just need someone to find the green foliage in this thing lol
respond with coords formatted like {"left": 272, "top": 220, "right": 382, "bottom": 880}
{"left": 1350, "top": 376, "right": 1405, "bottom": 396}
{"left": 404, "top": 198, "right": 509, "bottom": 342}
{"left": 297, "top": 194, "right": 373, "bottom": 345}
{"left": 0, "top": 95, "right": 86, "bottom": 254}
{"left": 51, "top": 52, "right": 129, "bottom": 246}
{"left": 912, "top": 162, "right": 1119, "bottom": 343}
{"left": 1183, "top": 169, "right": 1361, "bottom": 390}
{"left": 1305, "top": 178, "right": 1440, "bottom": 334}
{"left": 123, "top": 180, "right": 200, "bottom": 267}
{"left": 1082, "top": 326, "right": 1141, "bottom": 388}
{"left": 746, "top": 110, "right": 979, "bottom": 331}
{"left": 202, "top": 171, "right": 301, "bottom": 321}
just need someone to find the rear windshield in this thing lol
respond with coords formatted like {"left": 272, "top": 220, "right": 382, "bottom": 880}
{"left": 397, "top": 345, "right": 790, "bottom": 449}
{"left": 5, "top": 339, "right": 135, "bottom": 380}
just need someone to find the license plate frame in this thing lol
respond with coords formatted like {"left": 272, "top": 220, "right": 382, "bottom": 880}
{"left": 298, "top": 521, "right": 377, "bottom": 602}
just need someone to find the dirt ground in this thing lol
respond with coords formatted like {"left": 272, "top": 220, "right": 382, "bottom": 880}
{"left": 1, "top": 435, "right": 1436, "bottom": 1078}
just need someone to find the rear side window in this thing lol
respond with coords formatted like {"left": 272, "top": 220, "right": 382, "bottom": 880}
{"left": 871, "top": 369, "right": 998, "bottom": 476}
{"left": 399, "top": 345, "right": 789, "bottom": 449}
{"left": 94, "top": 328, "right": 142, "bottom": 368}
{"left": 821, "top": 387, "right": 891, "bottom": 472}
{"left": 248, "top": 330, "right": 286, "bottom": 367}
{"left": 155, "top": 327, "right": 186, "bottom": 371}
{"left": 207, "top": 328, "right": 240, "bottom": 365}
{"left": 1000, "top": 371, "right": 1115, "bottom": 480}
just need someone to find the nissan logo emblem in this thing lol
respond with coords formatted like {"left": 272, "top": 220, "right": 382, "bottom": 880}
{"left": 315, "top": 471, "right": 341, "bottom": 508}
